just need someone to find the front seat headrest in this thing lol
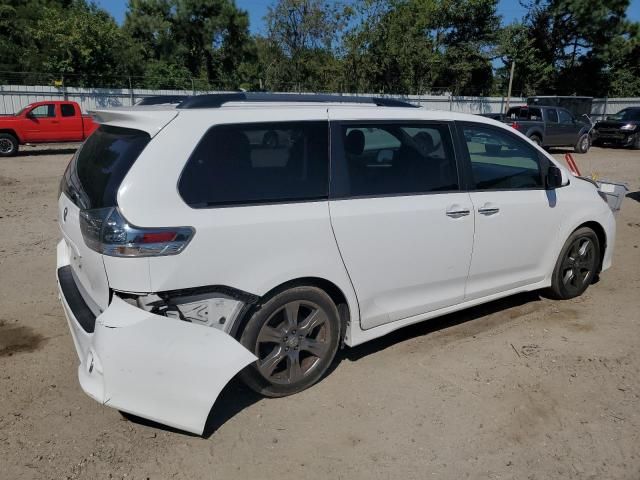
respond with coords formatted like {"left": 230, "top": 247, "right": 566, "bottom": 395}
{"left": 345, "top": 129, "right": 365, "bottom": 155}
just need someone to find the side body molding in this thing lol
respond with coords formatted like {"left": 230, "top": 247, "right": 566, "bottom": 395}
{"left": 80, "top": 296, "right": 257, "bottom": 435}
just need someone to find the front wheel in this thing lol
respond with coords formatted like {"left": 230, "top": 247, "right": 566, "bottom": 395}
{"left": 574, "top": 134, "right": 590, "bottom": 154}
{"left": 631, "top": 133, "right": 640, "bottom": 150}
{"left": 548, "top": 227, "right": 600, "bottom": 299}
{"left": 0, "top": 133, "right": 18, "bottom": 157}
{"left": 529, "top": 135, "right": 542, "bottom": 147}
{"left": 239, "top": 286, "right": 341, "bottom": 397}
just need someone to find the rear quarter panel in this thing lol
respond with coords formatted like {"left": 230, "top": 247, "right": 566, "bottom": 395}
{"left": 114, "top": 108, "right": 360, "bottom": 327}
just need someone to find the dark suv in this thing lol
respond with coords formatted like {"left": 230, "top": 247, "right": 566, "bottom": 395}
{"left": 592, "top": 107, "right": 640, "bottom": 149}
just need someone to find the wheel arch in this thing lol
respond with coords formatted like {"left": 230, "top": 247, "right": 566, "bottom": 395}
{"left": 230, "top": 277, "right": 354, "bottom": 342}
{"left": 0, "top": 129, "right": 21, "bottom": 142}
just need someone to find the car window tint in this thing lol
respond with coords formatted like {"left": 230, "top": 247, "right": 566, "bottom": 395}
{"left": 336, "top": 123, "right": 458, "bottom": 197}
{"left": 30, "top": 104, "right": 55, "bottom": 117}
{"left": 546, "top": 109, "right": 559, "bottom": 123}
{"left": 463, "top": 125, "right": 543, "bottom": 190}
{"left": 558, "top": 110, "right": 573, "bottom": 124}
{"left": 61, "top": 104, "right": 76, "bottom": 117}
{"left": 179, "top": 122, "right": 329, "bottom": 207}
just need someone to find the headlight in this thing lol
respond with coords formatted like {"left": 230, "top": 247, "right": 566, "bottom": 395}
{"left": 620, "top": 124, "right": 636, "bottom": 131}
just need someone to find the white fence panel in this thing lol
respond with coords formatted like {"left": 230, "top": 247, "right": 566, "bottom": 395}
{"left": 1, "top": 85, "right": 639, "bottom": 118}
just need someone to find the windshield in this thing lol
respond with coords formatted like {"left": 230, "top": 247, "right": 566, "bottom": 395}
{"left": 608, "top": 109, "right": 640, "bottom": 121}
{"left": 15, "top": 105, "right": 33, "bottom": 116}
{"left": 60, "top": 126, "right": 150, "bottom": 209}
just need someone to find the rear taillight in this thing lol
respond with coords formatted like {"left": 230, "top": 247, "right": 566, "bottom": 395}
{"left": 511, "top": 122, "right": 521, "bottom": 131}
{"left": 79, "top": 207, "right": 194, "bottom": 257}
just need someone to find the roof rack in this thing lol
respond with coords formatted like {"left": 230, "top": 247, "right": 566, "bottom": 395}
{"left": 176, "top": 93, "right": 418, "bottom": 109}
{"left": 136, "top": 95, "right": 189, "bottom": 106}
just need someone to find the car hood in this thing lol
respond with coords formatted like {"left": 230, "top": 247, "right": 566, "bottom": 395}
{"left": 595, "top": 120, "right": 639, "bottom": 129}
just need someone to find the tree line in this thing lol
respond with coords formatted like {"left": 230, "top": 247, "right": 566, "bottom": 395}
{"left": 1, "top": 0, "right": 638, "bottom": 96}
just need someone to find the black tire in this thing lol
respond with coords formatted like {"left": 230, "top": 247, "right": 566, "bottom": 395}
{"left": 238, "top": 286, "right": 341, "bottom": 397}
{"left": 548, "top": 227, "right": 600, "bottom": 300}
{"left": 574, "top": 133, "right": 590, "bottom": 154}
{"left": 0, "top": 133, "right": 19, "bottom": 157}
{"left": 529, "top": 135, "right": 542, "bottom": 147}
{"left": 631, "top": 133, "right": 640, "bottom": 150}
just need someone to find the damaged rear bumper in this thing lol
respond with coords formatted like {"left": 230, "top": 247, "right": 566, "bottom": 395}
{"left": 56, "top": 242, "right": 257, "bottom": 435}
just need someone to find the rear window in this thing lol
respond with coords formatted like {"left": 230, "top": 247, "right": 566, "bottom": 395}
{"left": 60, "top": 126, "right": 150, "bottom": 209}
{"left": 179, "top": 122, "right": 329, "bottom": 207}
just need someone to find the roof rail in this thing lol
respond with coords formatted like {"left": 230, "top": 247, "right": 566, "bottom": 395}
{"left": 176, "top": 93, "right": 418, "bottom": 109}
{"left": 136, "top": 95, "right": 189, "bottom": 106}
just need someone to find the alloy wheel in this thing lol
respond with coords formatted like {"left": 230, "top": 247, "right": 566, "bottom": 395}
{"left": 255, "top": 300, "right": 331, "bottom": 385}
{"left": 0, "top": 138, "right": 14, "bottom": 154}
{"left": 561, "top": 237, "right": 595, "bottom": 294}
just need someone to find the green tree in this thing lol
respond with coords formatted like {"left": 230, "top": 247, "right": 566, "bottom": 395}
{"left": 124, "top": 0, "right": 254, "bottom": 89}
{"left": 342, "top": 0, "right": 499, "bottom": 95}
{"left": 263, "top": 0, "right": 351, "bottom": 90}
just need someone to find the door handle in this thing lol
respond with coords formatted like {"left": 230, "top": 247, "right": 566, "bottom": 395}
{"left": 445, "top": 205, "right": 471, "bottom": 218}
{"left": 478, "top": 203, "right": 500, "bottom": 215}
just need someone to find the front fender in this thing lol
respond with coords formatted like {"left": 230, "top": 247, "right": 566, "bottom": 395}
{"left": 78, "top": 296, "right": 257, "bottom": 435}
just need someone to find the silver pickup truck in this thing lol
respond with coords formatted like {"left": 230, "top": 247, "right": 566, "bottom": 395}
{"left": 497, "top": 105, "right": 593, "bottom": 154}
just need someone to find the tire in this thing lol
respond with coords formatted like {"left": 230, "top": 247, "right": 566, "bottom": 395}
{"left": 529, "top": 135, "right": 542, "bottom": 147}
{"left": 631, "top": 133, "right": 640, "bottom": 150}
{"left": 0, "top": 133, "right": 18, "bottom": 157}
{"left": 574, "top": 133, "right": 590, "bottom": 154}
{"left": 548, "top": 227, "right": 600, "bottom": 300}
{"left": 238, "top": 286, "right": 341, "bottom": 397}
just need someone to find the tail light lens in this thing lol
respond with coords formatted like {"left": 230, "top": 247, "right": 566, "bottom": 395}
{"left": 511, "top": 122, "right": 521, "bottom": 131}
{"left": 79, "top": 207, "right": 194, "bottom": 257}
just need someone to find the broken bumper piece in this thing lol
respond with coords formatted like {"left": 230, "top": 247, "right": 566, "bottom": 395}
{"left": 56, "top": 268, "right": 256, "bottom": 436}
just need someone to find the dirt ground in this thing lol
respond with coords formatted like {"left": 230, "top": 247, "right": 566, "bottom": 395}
{"left": 1, "top": 144, "right": 639, "bottom": 480}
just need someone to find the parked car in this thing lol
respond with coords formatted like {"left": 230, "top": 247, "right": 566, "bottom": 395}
{"left": 56, "top": 93, "right": 616, "bottom": 435}
{"left": 0, "top": 101, "right": 97, "bottom": 157}
{"left": 501, "top": 105, "right": 592, "bottom": 153}
{"left": 592, "top": 107, "right": 640, "bottom": 149}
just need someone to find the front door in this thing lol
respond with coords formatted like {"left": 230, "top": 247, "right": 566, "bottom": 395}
{"left": 544, "top": 108, "right": 563, "bottom": 146}
{"left": 23, "top": 103, "right": 59, "bottom": 142}
{"left": 458, "top": 122, "right": 562, "bottom": 299}
{"left": 557, "top": 109, "right": 582, "bottom": 146}
{"left": 328, "top": 119, "right": 474, "bottom": 330}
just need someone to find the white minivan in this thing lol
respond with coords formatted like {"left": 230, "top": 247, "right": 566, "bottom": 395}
{"left": 56, "top": 94, "right": 616, "bottom": 434}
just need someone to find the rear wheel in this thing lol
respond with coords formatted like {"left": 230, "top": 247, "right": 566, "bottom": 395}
{"left": 574, "top": 133, "right": 590, "bottom": 154}
{"left": 239, "top": 286, "right": 341, "bottom": 397}
{"left": 0, "top": 133, "right": 18, "bottom": 157}
{"left": 548, "top": 227, "right": 600, "bottom": 299}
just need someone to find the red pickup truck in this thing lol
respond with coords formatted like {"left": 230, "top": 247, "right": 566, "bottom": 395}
{"left": 0, "top": 101, "right": 98, "bottom": 157}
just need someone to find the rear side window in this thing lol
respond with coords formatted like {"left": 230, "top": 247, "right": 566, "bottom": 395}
{"left": 61, "top": 126, "right": 150, "bottom": 209}
{"left": 462, "top": 125, "right": 543, "bottom": 190}
{"left": 546, "top": 109, "right": 559, "bottom": 123}
{"left": 333, "top": 123, "right": 458, "bottom": 197}
{"left": 179, "top": 122, "right": 329, "bottom": 207}
{"left": 61, "top": 104, "right": 76, "bottom": 117}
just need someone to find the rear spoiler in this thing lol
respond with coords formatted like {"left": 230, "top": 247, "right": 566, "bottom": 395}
{"left": 89, "top": 108, "right": 178, "bottom": 138}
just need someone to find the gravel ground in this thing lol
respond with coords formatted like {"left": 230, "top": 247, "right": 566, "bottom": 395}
{"left": 0, "top": 145, "right": 639, "bottom": 480}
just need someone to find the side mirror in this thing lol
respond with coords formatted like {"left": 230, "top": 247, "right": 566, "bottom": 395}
{"left": 26, "top": 110, "right": 34, "bottom": 118}
{"left": 546, "top": 165, "right": 563, "bottom": 190}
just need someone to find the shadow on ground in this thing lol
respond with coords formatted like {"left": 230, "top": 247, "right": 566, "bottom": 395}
{"left": 124, "top": 291, "right": 544, "bottom": 438}
{"left": 16, "top": 147, "right": 78, "bottom": 157}
{"left": 627, "top": 191, "right": 640, "bottom": 203}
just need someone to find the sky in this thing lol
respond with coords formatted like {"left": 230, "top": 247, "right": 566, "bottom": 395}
{"left": 93, "top": 0, "right": 640, "bottom": 32}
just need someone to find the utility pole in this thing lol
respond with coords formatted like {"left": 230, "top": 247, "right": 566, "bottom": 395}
{"left": 504, "top": 60, "right": 515, "bottom": 114}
